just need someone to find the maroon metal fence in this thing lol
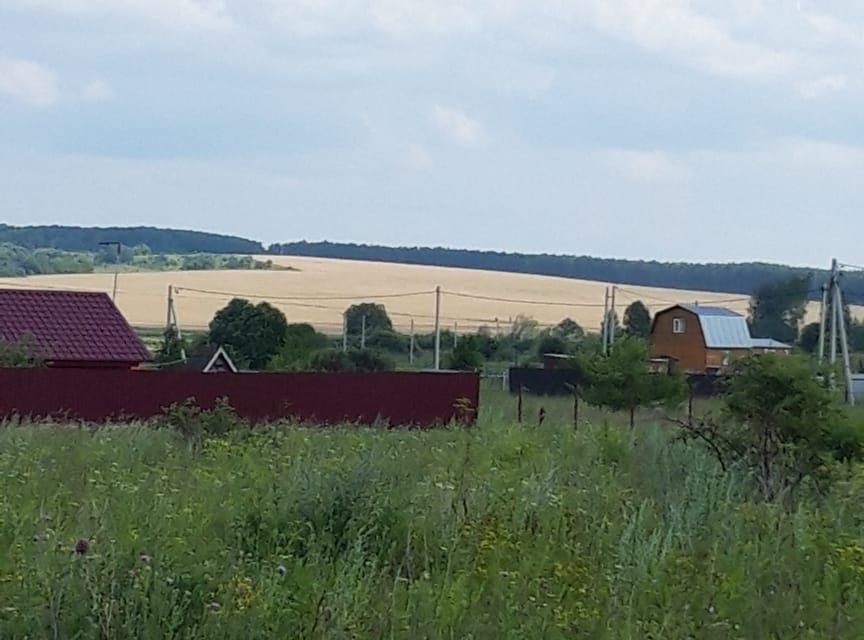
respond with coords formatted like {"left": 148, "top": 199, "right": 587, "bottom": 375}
{"left": 0, "top": 369, "right": 479, "bottom": 426}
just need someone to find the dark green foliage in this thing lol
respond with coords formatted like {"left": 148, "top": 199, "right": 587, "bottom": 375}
{"left": 344, "top": 303, "right": 393, "bottom": 337}
{"left": 717, "top": 355, "right": 863, "bottom": 500}
{"left": 0, "top": 223, "right": 263, "bottom": 254}
{"left": 623, "top": 300, "right": 652, "bottom": 338}
{"left": 208, "top": 298, "right": 288, "bottom": 369}
{"left": 269, "top": 324, "right": 330, "bottom": 370}
{"left": 0, "top": 335, "right": 44, "bottom": 368}
{"left": 551, "top": 318, "right": 584, "bottom": 342}
{"left": 447, "top": 336, "right": 485, "bottom": 371}
{"left": 535, "top": 332, "right": 569, "bottom": 357}
{"left": 799, "top": 322, "right": 821, "bottom": 353}
{"left": 154, "top": 327, "right": 187, "bottom": 364}
{"left": 0, "top": 243, "right": 95, "bottom": 277}
{"left": 748, "top": 275, "right": 811, "bottom": 343}
{"left": 579, "top": 337, "right": 687, "bottom": 427}
{"left": 307, "top": 349, "right": 395, "bottom": 372}
{"left": 162, "top": 398, "right": 244, "bottom": 450}
{"left": 365, "top": 330, "right": 409, "bottom": 353}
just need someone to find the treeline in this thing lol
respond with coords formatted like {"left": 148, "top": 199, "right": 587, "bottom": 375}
{"left": 0, "top": 224, "right": 263, "bottom": 254}
{"left": 271, "top": 241, "right": 864, "bottom": 304}
{"left": 5, "top": 224, "right": 859, "bottom": 302}
{"left": 0, "top": 243, "right": 275, "bottom": 278}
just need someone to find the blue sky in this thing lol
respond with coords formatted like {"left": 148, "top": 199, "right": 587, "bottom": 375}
{"left": 1, "top": 1, "right": 863, "bottom": 267}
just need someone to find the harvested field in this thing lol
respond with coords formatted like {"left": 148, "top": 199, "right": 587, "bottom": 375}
{"left": 0, "top": 255, "right": 845, "bottom": 333}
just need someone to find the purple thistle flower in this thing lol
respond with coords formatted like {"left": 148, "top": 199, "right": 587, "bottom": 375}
{"left": 74, "top": 538, "right": 90, "bottom": 555}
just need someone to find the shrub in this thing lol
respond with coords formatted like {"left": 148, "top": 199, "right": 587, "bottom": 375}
{"left": 161, "top": 398, "right": 244, "bottom": 449}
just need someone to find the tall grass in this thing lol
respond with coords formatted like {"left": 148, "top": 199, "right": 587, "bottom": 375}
{"left": 1, "top": 394, "right": 864, "bottom": 638}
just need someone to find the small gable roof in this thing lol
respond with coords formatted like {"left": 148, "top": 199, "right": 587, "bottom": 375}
{"left": 751, "top": 337, "right": 793, "bottom": 350}
{"left": 0, "top": 289, "right": 151, "bottom": 365}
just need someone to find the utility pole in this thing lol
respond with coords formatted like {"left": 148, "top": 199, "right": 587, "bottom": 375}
{"left": 342, "top": 312, "right": 348, "bottom": 353}
{"left": 434, "top": 286, "right": 441, "bottom": 370}
{"left": 165, "top": 284, "right": 185, "bottom": 361}
{"left": 360, "top": 315, "right": 367, "bottom": 350}
{"left": 818, "top": 282, "right": 828, "bottom": 363}
{"left": 98, "top": 241, "right": 121, "bottom": 303}
{"left": 602, "top": 286, "right": 610, "bottom": 354}
{"left": 609, "top": 285, "right": 617, "bottom": 348}
{"left": 836, "top": 279, "right": 855, "bottom": 405}
{"left": 830, "top": 258, "right": 839, "bottom": 366}
{"left": 409, "top": 319, "right": 415, "bottom": 366}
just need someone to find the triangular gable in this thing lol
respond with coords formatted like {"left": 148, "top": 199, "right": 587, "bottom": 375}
{"left": 203, "top": 346, "right": 238, "bottom": 373}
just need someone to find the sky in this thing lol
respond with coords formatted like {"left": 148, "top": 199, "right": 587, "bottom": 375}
{"left": 1, "top": 1, "right": 863, "bottom": 267}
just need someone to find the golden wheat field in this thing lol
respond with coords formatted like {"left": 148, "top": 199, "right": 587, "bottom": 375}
{"left": 0, "top": 255, "right": 843, "bottom": 334}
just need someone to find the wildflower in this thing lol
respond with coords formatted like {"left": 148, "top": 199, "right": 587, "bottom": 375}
{"left": 277, "top": 564, "right": 287, "bottom": 577}
{"left": 207, "top": 602, "right": 221, "bottom": 612}
{"left": 74, "top": 538, "right": 90, "bottom": 555}
{"left": 323, "top": 606, "right": 333, "bottom": 622}
{"left": 139, "top": 553, "right": 151, "bottom": 564}
{"left": 32, "top": 533, "right": 43, "bottom": 543}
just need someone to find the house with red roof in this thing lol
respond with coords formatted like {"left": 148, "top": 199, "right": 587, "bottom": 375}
{"left": 0, "top": 289, "right": 151, "bottom": 368}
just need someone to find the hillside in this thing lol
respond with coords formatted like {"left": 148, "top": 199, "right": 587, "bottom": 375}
{"left": 0, "top": 224, "right": 263, "bottom": 255}
{"left": 0, "top": 255, "right": 839, "bottom": 333}
{"left": 1, "top": 225, "right": 854, "bottom": 301}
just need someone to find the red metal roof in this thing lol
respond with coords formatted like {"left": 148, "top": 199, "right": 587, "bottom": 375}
{"left": 0, "top": 289, "right": 151, "bottom": 365}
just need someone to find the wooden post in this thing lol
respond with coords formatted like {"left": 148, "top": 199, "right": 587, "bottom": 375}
{"left": 517, "top": 386, "right": 523, "bottom": 424}
{"left": 688, "top": 386, "right": 694, "bottom": 425}
{"left": 538, "top": 407, "right": 546, "bottom": 427}
{"left": 573, "top": 391, "right": 579, "bottom": 430}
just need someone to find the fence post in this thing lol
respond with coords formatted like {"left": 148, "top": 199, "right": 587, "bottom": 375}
{"left": 517, "top": 386, "right": 523, "bottom": 424}
{"left": 573, "top": 391, "right": 579, "bottom": 430}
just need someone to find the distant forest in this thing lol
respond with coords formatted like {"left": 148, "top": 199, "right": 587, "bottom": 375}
{"left": 0, "top": 224, "right": 263, "bottom": 255}
{"left": 271, "top": 241, "right": 863, "bottom": 304}
{"left": 3, "top": 224, "right": 860, "bottom": 303}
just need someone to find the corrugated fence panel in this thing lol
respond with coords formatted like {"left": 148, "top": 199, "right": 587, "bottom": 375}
{"left": 0, "top": 369, "right": 479, "bottom": 426}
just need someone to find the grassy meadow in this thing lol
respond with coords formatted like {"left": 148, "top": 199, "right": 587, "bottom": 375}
{"left": 1, "top": 387, "right": 864, "bottom": 638}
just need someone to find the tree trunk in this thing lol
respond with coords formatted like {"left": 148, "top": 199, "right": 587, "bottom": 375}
{"left": 629, "top": 406, "right": 635, "bottom": 429}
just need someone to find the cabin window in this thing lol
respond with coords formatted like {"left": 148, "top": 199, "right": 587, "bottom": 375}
{"left": 672, "top": 318, "right": 685, "bottom": 334}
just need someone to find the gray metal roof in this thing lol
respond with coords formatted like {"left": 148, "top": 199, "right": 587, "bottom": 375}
{"left": 676, "top": 304, "right": 753, "bottom": 348}
{"left": 750, "top": 338, "right": 792, "bottom": 350}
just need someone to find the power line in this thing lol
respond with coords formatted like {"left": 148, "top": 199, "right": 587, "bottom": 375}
{"left": 443, "top": 290, "right": 606, "bottom": 307}
{"left": 175, "top": 286, "right": 433, "bottom": 302}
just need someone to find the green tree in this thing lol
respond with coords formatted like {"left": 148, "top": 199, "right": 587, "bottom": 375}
{"left": 798, "top": 322, "right": 821, "bottom": 354}
{"left": 155, "top": 327, "right": 187, "bottom": 364}
{"left": 447, "top": 335, "right": 485, "bottom": 371}
{"left": 344, "top": 303, "right": 393, "bottom": 337}
{"left": 677, "top": 355, "right": 864, "bottom": 501}
{"left": 535, "top": 332, "right": 569, "bottom": 358}
{"left": 208, "top": 298, "right": 288, "bottom": 369}
{"left": 0, "top": 335, "right": 43, "bottom": 368}
{"left": 579, "top": 337, "right": 686, "bottom": 428}
{"left": 552, "top": 318, "right": 584, "bottom": 342}
{"left": 269, "top": 323, "right": 329, "bottom": 370}
{"left": 623, "top": 300, "right": 652, "bottom": 338}
{"left": 748, "top": 275, "right": 811, "bottom": 343}
{"left": 307, "top": 349, "right": 394, "bottom": 372}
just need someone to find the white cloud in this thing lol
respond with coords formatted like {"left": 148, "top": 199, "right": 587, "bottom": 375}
{"left": 799, "top": 74, "right": 847, "bottom": 99}
{"left": 81, "top": 78, "right": 114, "bottom": 102}
{"left": 597, "top": 149, "right": 691, "bottom": 183}
{"left": 0, "top": 55, "right": 58, "bottom": 107}
{"left": 431, "top": 105, "right": 483, "bottom": 147}
{"left": 561, "top": 0, "right": 797, "bottom": 78}
{"left": 5, "top": 0, "right": 234, "bottom": 31}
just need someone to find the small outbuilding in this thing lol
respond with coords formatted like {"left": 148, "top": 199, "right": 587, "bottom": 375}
{"left": 649, "top": 303, "right": 792, "bottom": 373}
{"left": 0, "top": 289, "right": 151, "bottom": 368}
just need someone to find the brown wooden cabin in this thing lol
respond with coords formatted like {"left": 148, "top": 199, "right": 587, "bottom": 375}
{"left": 649, "top": 304, "right": 791, "bottom": 374}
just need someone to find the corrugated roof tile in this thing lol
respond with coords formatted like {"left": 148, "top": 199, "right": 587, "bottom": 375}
{"left": 0, "top": 289, "right": 151, "bottom": 364}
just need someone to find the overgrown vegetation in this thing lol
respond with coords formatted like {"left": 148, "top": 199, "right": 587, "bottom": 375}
{"left": 0, "top": 241, "right": 276, "bottom": 278}
{"left": 3, "top": 388, "right": 864, "bottom": 637}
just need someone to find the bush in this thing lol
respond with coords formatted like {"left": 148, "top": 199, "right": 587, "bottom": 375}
{"left": 161, "top": 398, "right": 244, "bottom": 450}
{"left": 447, "top": 336, "right": 485, "bottom": 371}
{"left": 676, "top": 354, "right": 864, "bottom": 501}
{"left": 307, "top": 349, "right": 395, "bottom": 372}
